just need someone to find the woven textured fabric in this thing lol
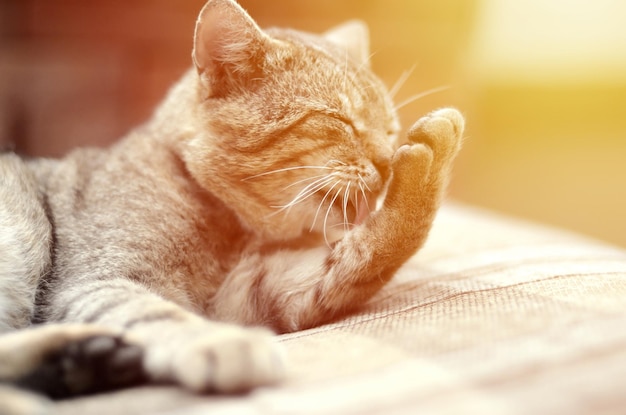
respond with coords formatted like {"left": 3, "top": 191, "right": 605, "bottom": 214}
{"left": 56, "top": 203, "right": 626, "bottom": 415}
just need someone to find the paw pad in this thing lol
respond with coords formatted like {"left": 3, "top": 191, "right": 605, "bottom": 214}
{"left": 407, "top": 108, "right": 464, "bottom": 167}
{"left": 15, "top": 335, "right": 146, "bottom": 399}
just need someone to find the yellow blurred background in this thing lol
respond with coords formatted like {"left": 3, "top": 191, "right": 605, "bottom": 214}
{"left": 455, "top": 0, "right": 626, "bottom": 248}
{"left": 1, "top": 0, "right": 625, "bottom": 246}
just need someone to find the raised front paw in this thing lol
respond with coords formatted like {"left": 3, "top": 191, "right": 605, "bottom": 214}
{"left": 377, "top": 108, "right": 464, "bottom": 246}
{"left": 141, "top": 324, "right": 285, "bottom": 393}
{"left": 387, "top": 108, "right": 464, "bottom": 195}
{"left": 407, "top": 108, "right": 464, "bottom": 173}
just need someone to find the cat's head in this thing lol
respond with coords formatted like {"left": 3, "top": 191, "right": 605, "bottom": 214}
{"left": 181, "top": 0, "right": 400, "bottom": 242}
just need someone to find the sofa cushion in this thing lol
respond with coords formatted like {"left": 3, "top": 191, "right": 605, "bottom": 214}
{"left": 55, "top": 203, "right": 626, "bottom": 415}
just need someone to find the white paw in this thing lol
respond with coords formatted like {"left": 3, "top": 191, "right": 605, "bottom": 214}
{"left": 156, "top": 326, "right": 285, "bottom": 393}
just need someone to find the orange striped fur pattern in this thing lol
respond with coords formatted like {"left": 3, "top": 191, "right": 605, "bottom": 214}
{"left": 0, "top": 0, "right": 463, "bottom": 404}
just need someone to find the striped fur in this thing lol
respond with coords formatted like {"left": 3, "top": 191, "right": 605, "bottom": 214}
{"left": 0, "top": 0, "right": 463, "bottom": 401}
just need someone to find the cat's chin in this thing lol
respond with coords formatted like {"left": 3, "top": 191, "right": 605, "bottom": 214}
{"left": 321, "top": 227, "right": 349, "bottom": 245}
{"left": 243, "top": 185, "right": 378, "bottom": 244}
{"left": 257, "top": 214, "right": 350, "bottom": 245}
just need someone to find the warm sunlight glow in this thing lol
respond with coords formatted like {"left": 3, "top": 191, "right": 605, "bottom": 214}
{"left": 466, "top": 0, "right": 626, "bottom": 83}
{"left": 454, "top": 0, "right": 626, "bottom": 246}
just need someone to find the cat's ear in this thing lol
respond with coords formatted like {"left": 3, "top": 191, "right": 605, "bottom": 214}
{"left": 193, "top": 0, "right": 271, "bottom": 97}
{"left": 324, "top": 20, "right": 371, "bottom": 67}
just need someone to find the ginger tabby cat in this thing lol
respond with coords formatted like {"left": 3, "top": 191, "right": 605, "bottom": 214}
{"left": 0, "top": 0, "right": 463, "bottom": 405}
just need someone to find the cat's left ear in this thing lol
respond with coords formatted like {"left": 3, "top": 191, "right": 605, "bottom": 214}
{"left": 324, "top": 20, "right": 371, "bottom": 67}
{"left": 193, "top": 0, "right": 272, "bottom": 97}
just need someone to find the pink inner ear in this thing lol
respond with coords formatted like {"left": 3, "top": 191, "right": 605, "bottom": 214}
{"left": 192, "top": 0, "right": 264, "bottom": 76}
{"left": 193, "top": 3, "right": 231, "bottom": 73}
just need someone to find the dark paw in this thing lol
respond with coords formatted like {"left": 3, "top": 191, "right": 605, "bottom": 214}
{"left": 14, "top": 335, "right": 147, "bottom": 399}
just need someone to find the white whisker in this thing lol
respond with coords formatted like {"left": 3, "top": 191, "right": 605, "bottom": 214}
{"left": 342, "top": 182, "right": 351, "bottom": 232}
{"left": 394, "top": 85, "right": 451, "bottom": 111}
{"left": 358, "top": 179, "right": 370, "bottom": 212}
{"left": 356, "top": 51, "right": 378, "bottom": 74}
{"left": 358, "top": 173, "right": 372, "bottom": 193}
{"left": 242, "top": 165, "right": 335, "bottom": 181}
{"left": 324, "top": 185, "right": 344, "bottom": 248}
{"left": 282, "top": 173, "right": 334, "bottom": 191}
{"left": 389, "top": 64, "right": 416, "bottom": 99}
{"left": 272, "top": 175, "right": 335, "bottom": 213}
{"left": 310, "top": 180, "right": 341, "bottom": 232}
{"left": 290, "top": 176, "right": 335, "bottom": 206}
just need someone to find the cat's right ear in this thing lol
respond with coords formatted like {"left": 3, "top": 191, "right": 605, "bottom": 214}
{"left": 193, "top": 0, "right": 271, "bottom": 97}
{"left": 324, "top": 20, "right": 371, "bottom": 68}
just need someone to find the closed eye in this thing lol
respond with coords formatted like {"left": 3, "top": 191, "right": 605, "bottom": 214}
{"left": 330, "top": 117, "right": 357, "bottom": 141}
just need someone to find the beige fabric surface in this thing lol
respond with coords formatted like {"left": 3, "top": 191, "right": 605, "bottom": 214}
{"left": 55, "top": 203, "right": 626, "bottom": 415}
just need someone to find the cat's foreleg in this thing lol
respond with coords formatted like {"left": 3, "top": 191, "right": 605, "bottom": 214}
{"left": 48, "top": 278, "right": 284, "bottom": 393}
{"left": 312, "top": 108, "right": 463, "bottom": 325}
{"left": 213, "top": 108, "right": 463, "bottom": 331}
{"left": 0, "top": 277, "right": 284, "bottom": 397}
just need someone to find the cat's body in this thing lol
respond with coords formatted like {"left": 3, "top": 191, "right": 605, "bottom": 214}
{"left": 0, "top": 0, "right": 463, "bottom": 406}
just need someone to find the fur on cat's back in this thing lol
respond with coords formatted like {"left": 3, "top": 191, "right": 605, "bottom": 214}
{"left": 0, "top": 0, "right": 464, "bottom": 404}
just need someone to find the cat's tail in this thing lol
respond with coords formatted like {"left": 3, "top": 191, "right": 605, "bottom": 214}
{"left": 0, "top": 153, "right": 52, "bottom": 333}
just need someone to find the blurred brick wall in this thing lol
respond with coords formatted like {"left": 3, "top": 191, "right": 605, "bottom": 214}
{"left": 0, "top": 0, "right": 205, "bottom": 156}
{"left": 0, "top": 0, "right": 475, "bottom": 157}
